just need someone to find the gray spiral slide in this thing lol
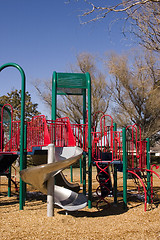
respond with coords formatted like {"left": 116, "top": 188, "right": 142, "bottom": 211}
{"left": 20, "top": 146, "right": 87, "bottom": 211}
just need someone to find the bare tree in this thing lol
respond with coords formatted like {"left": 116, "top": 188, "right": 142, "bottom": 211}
{"left": 65, "top": 52, "right": 111, "bottom": 126}
{"left": 34, "top": 52, "right": 111, "bottom": 128}
{"left": 106, "top": 48, "right": 160, "bottom": 143}
{"left": 70, "top": 0, "right": 160, "bottom": 52}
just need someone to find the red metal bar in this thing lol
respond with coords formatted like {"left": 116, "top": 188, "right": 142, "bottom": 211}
{"left": 95, "top": 161, "right": 113, "bottom": 209}
{"left": 100, "top": 115, "right": 113, "bottom": 153}
{"left": 4, "top": 121, "right": 20, "bottom": 152}
{"left": 71, "top": 123, "right": 87, "bottom": 150}
{"left": 113, "top": 130, "right": 122, "bottom": 161}
{"left": 127, "top": 170, "right": 147, "bottom": 211}
{"left": 126, "top": 124, "right": 147, "bottom": 170}
{"left": 1, "top": 104, "right": 13, "bottom": 151}
{"left": 145, "top": 168, "right": 160, "bottom": 179}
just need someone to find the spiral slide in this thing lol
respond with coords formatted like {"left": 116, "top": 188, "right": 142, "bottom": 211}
{"left": 31, "top": 149, "right": 80, "bottom": 192}
{"left": 55, "top": 172, "right": 80, "bottom": 193}
{"left": 20, "top": 146, "right": 87, "bottom": 211}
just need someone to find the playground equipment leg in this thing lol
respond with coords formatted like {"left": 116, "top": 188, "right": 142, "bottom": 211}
{"left": 47, "top": 144, "right": 55, "bottom": 217}
{"left": 113, "top": 165, "right": 117, "bottom": 204}
{"left": 23, "top": 125, "right": 27, "bottom": 207}
{"left": 70, "top": 166, "right": 73, "bottom": 182}
{"left": 113, "top": 122, "right": 118, "bottom": 204}
{"left": 82, "top": 89, "right": 86, "bottom": 193}
{"left": 80, "top": 158, "right": 83, "bottom": 184}
{"left": 7, "top": 167, "right": 11, "bottom": 197}
{"left": 146, "top": 138, "right": 151, "bottom": 204}
{"left": 122, "top": 128, "right": 127, "bottom": 209}
{"left": 88, "top": 158, "right": 92, "bottom": 209}
{"left": 83, "top": 153, "right": 86, "bottom": 195}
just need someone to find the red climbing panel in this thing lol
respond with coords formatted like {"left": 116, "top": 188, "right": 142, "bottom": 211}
{"left": 126, "top": 124, "right": 147, "bottom": 169}
{"left": 1, "top": 115, "right": 77, "bottom": 153}
{"left": 71, "top": 123, "right": 88, "bottom": 151}
{"left": 47, "top": 117, "right": 76, "bottom": 147}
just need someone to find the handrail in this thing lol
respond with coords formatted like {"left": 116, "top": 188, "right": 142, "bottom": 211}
{"left": 127, "top": 170, "right": 147, "bottom": 211}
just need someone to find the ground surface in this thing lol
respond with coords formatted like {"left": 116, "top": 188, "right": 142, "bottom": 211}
{"left": 0, "top": 166, "right": 160, "bottom": 240}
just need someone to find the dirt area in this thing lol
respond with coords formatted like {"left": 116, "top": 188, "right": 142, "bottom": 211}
{"left": 0, "top": 166, "right": 160, "bottom": 240}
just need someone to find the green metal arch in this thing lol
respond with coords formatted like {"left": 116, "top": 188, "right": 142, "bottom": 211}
{"left": 0, "top": 63, "right": 26, "bottom": 210}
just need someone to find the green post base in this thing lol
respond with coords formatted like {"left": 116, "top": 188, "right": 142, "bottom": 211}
{"left": 83, "top": 153, "right": 86, "bottom": 195}
{"left": 80, "top": 158, "right": 82, "bottom": 184}
{"left": 113, "top": 165, "right": 117, "bottom": 204}
{"left": 122, "top": 128, "right": 127, "bottom": 210}
{"left": 88, "top": 200, "right": 92, "bottom": 209}
{"left": 7, "top": 168, "right": 11, "bottom": 197}
{"left": 70, "top": 166, "right": 73, "bottom": 182}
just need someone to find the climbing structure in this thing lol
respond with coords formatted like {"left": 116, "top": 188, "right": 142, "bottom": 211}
{"left": 125, "top": 124, "right": 160, "bottom": 210}
{"left": 0, "top": 63, "right": 160, "bottom": 211}
{"left": 91, "top": 113, "right": 122, "bottom": 207}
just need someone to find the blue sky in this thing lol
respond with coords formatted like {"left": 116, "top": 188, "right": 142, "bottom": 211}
{"left": 0, "top": 0, "right": 135, "bottom": 115}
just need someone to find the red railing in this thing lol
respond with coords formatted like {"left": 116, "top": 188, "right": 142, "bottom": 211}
{"left": 91, "top": 115, "right": 122, "bottom": 162}
{"left": 27, "top": 116, "right": 76, "bottom": 151}
{"left": 47, "top": 117, "right": 76, "bottom": 147}
{"left": 113, "top": 130, "right": 122, "bottom": 161}
{"left": 126, "top": 124, "right": 147, "bottom": 169}
{"left": 1, "top": 116, "right": 77, "bottom": 153}
{"left": 27, "top": 115, "right": 50, "bottom": 152}
{"left": 71, "top": 123, "right": 88, "bottom": 151}
{"left": 1, "top": 114, "right": 146, "bottom": 170}
{"left": 3, "top": 121, "right": 20, "bottom": 152}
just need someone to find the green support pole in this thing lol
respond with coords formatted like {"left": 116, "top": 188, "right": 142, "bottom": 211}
{"left": 146, "top": 138, "right": 151, "bottom": 204}
{"left": 83, "top": 89, "right": 86, "bottom": 194}
{"left": 86, "top": 73, "right": 92, "bottom": 208}
{"left": 79, "top": 158, "right": 82, "bottom": 184}
{"left": 122, "top": 127, "right": 127, "bottom": 209}
{"left": 52, "top": 71, "right": 57, "bottom": 121}
{"left": 51, "top": 71, "right": 57, "bottom": 186}
{"left": 113, "top": 123, "right": 117, "bottom": 204}
{"left": 82, "top": 152, "right": 86, "bottom": 195}
{"left": 8, "top": 112, "right": 12, "bottom": 197}
{"left": 70, "top": 165, "right": 73, "bottom": 182}
{"left": 0, "top": 63, "right": 26, "bottom": 210}
{"left": 7, "top": 172, "right": 11, "bottom": 197}
{"left": 113, "top": 165, "right": 117, "bottom": 204}
{"left": 23, "top": 124, "right": 27, "bottom": 206}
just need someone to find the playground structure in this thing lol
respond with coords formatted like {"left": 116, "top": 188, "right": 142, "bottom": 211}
{"left": 0, "top": 63, "right": 160, "bottom": 213}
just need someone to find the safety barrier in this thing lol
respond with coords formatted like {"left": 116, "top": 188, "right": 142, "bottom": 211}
{"left": 126, "top": 124, "right": 147, "bottom": 169}
{"left": 1, "top": 116, "right": 77, "bottom": 153}
{"left": 3, "top": 121, "right": 20, "bottom": 152}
